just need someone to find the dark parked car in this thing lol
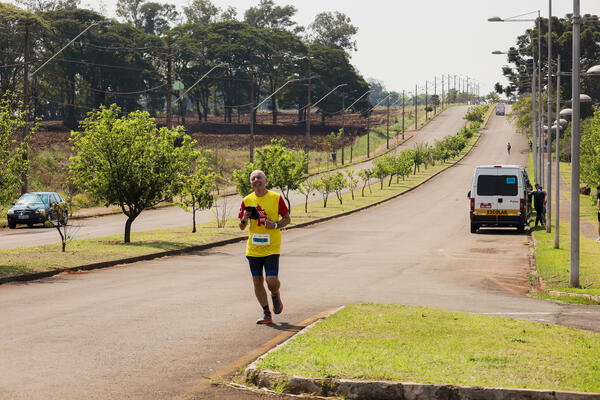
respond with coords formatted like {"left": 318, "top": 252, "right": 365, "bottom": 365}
{"left": 6, "top": 192, "right": 68, "bottom": 229}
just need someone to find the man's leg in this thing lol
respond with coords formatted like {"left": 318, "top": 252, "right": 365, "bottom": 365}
{"left": 264, "top": 255, "right": 283, "bottom": 314}
{"left": 252, "top": 275, "right": 269, "bottom": 308}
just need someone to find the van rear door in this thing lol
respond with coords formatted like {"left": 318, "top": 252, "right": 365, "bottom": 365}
{"left": 474, "top": 169, "right": 499, "bottom": 224}
{"left": 496, "top": 173, "right": 520, "bottom": 219}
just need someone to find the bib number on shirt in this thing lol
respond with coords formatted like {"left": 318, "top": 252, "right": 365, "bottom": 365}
{"left": 252, "top": 233, "right": 271, "bottom": 245}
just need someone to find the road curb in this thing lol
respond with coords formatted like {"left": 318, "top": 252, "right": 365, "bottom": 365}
{"left": 0, "top": 109, "right": 482, "bottom": 286}
{"left": 244, "top": 368, "right": 600, "bottom": 400}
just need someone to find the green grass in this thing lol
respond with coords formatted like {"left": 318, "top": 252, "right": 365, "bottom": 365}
{"left": 530, "top": 293, "right": 599, "bottom": 305}
{"left": 527, "top": 155, "right": 600, "bottom": 296}
{"left": 559, "top": 161, "right": 599, "bottom": 225}
{"left": 0, "top": 130, "right": 480, "bottom": 279}
{"left": 256, "top": 303, "right": 600, "bottom": 393}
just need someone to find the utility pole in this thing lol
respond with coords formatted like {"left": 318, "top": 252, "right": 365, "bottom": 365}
{"left": 21, "top": 22, "right": 31, "bottom": 194}
{"left": 425, "top": 81, "right": 428, "bottom": 120}
{"left": 555, "top": 54, "right": 561, "bottom": 249}
{"left": 402, "top": 90, "right": 405, "bottom": 140}
{"left": 441, "top": 75, "right": 444, "bottom": 110}
{"left": 531, "top": 32, "right": 539, "bottom": 185}
{"left": 386, "top": 94, "right": 390, "bottom": 149}
{"left": 367, "top": 113, "right": 370, "bottom": 158}
{"left": 341, "top": 93, "right": 345, "bottom": 165}
{"left": 434, "top": 76, "right": 437, "bottom": 114}
{"left": 304, "top": 77, "right": 312, "bottom": 162}
{"left": 466, "top": 76, "right": 469, "bottom": 104}
{"left": 249, "top": 72, "right": 255, "bottom": 162}
{"left": 546, "top": 0, "right": 553, "bottom": 234}
{"left": 166, "top": 37, "right": 173, "bottom": 129}
{"left": 570, "top": 0, "right": 581, "bottom": 287}
{"left": 414, "top": 85, "right": 418, "bottom": 130}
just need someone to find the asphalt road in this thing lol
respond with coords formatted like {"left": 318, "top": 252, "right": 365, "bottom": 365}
{"left": 2, "top": 111, "right": 599, "bottom": 400}
{"left": 0, "top": 106, "right": 470, "bottom": 250}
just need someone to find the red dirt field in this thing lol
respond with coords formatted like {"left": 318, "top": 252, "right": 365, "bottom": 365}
{"left": 32, "top": 107, "right": 401, "bottom": 152}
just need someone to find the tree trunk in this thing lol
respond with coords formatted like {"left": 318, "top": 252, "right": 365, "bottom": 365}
{"left": 124, "top": 214, "right": 138, "bottom": 243}
{"left": 213, "top": 87, "right": 219, "bottom": 116}
{"left": 272, "top": 97, "right": 277, "bottom": 124}
{"left": 192, "top": 201, "right": 196, "bottom": 233}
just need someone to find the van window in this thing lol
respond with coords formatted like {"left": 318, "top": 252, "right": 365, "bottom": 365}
{"left": 477, "top": 175, "right": 518, "bottom": 196}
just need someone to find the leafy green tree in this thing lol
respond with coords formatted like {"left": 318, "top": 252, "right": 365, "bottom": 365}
{"left": 16, "top": 0, "right": 79, "bottom": 12}
{"left": 358, "top": 167, "right": 373, "bottom": 196}
{"left": 581, "top": 109, "right": 600, "bottom": 188}
{"left": 183, "top": 0, "right": 220, "bottom": 25}
{"left": 344, "top": 168, "right": 358, "bottom": 200}
{"left": 139, "top": 2, "right": 178, "bottom": 35}
{"left": 464, "top": 105, "right": 487, "bottom": 124}
{"left": 433, "top": 138, "right": 451, "bottom": 164}
{"left": 178, "top": 157, "right": 216, "bottom": 233}
{"left": 232, "top": 162, "right": 255, "bottom": 197}
{"left": 0, "top": 93, "right": 32, "bottom": 205}
{"left": 298, "top": 179, "right": 317, "bottom": 213}
{"left": 309, "top": 11, "right": 358, "bottom": 51}
{"left": 116, "top": 0, "right": 146, "bottom": 27}
{"left": 254, "top": 139, "right": 308, "bottom": 213}
{"left": 413, "top": 143, "right": 429, "bottom": 174}
{"left": 314, "top": 173, "right": 335, "bottom": 208}
{"left": 322, "top": 129, "right": 342, "bottom": 156}
{"left": 244, "top": 0, "right": 302, "bottom": 33}
{"left": 331, "top": 171, "right": 346, "bottom": 205}
{"left": 0, "top": 4, "right": 47, "bottom": 96}
{"left": 372, "top": 158, "right": 390, "bottom": 190}
{"left": 396, "top": 150, "right": 415, "bottom": 181}
{"left": 69, "top": 104, "right": 198, "bottom": 243}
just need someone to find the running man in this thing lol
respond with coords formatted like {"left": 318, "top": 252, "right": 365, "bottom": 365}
{"left": 239, "top": 170, "right": 291, "bottom": 324}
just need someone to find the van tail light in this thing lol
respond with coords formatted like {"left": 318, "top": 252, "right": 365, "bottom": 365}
{"left": 470, "top": 197, "right": 475, "bottom": 212}
{"left": 520, "top": 198, "right": 525, "bottom": 213}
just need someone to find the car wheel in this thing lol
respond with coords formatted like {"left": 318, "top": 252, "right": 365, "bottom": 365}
{"left": 8, "top": 221, "right": 16, "bottom": 229}
{"left": 27, "top": 222, "right": 34, "bottom": 227}
{"left": 517, "top": 223, "right": 525, "bottom": 233}
{"left": 470, "top": 222, "right": 479, "bottom": 233}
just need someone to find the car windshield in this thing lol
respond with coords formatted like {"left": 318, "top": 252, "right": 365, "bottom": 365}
{"left": 16, "top": 194, "right": 48, "bottom": 205}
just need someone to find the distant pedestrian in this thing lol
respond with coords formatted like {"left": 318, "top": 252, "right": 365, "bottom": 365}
{"left": 238, "top": 170, "right": 291, "bottom": 324}
{"left": 528, "top": 140, "right": 532, "bottom": 150}
{"left": 532, "top": 184, "right": 546, "bottom": 227}
{"left": 596, "top": 185, "right": 600, "bottom": 242}
{"left": 507, "top": 142, "right": 511, "bottom": 155}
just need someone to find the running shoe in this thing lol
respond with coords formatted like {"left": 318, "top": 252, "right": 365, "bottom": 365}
{"left": 256, "top": 312, "right": 272, "bottom": 324}
{"left": 272, "top": 292, "right": 283, "bottom": 314}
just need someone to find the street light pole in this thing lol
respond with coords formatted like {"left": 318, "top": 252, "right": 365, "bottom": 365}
{"left": 555, "top": 54, "right": 561, "bottom": 249}
{"left": 414, "top": 85, "right": 418, "bottom": 130}
{"left": 402, "top": 90, "right": 405, "bottom": 140}
{"left": 386, "top": 95, "right": 390, "bottom": 149}
{"left": 531, "top": 32, "right": 539, "bottom": 184}
{"left": 570, "top": 0, "right": 581, "bottom": 287}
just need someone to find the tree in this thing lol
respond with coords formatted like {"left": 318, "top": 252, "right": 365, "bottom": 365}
{"left": 322, "top": 129, "right": 342, "bottom": 157}
{"left": 15, "top": 0, "right": 79, "bottom": 12}
{"left": 298, "top": 179, "right": 317, "bottom": 213}
{"left": 581, "top": 109, "right": 600, "bottom": 188}
{"left": 309, "top": 11, "right": 358, "bottom": 51}
{"left": 69, "top": 104, "right": 198, "bottom": 243}
{"left": 314, "top": 173, "right": 335, "bottom": 208}
{"left": 254, "top": 139, "right": 308, "bottom": 213}
{"left": 244, "top": 0, "right": 302, "bottom": 33}
{"left": 45, "top": 201, "right": 80, "bottom": 252}
{"left": 178, "top": 156, "right": 216, "bottom": 233}
{"left": 139, "top": 2, "right": 178, "bottom": 35}
{"left": 494, "top": 82, "right": 504, "bottom": 95}
{"left": 183, "top": 0, "right": 220, "bottom": 25}
{"left": 486, "top": 92, "right": 502, "bottom": 103}
{"left": 344, "top": 168, "right": 358, "bottom": 200}
{"left": 116, "top": 0, "right": 146, "bottom": 27}
{"left": 331, "top": 171, "right": 346, "bottom": 205}
{"left": 372, "top": 158, "right": 390, "bottom": 190}
{"left": 0, "top": 93, "right": 32, "bottom": 205}
{"left": 358, "top": 168, "right": 373, "bottom": 197}
{"left": 464, "top": 105, "right": 487, "bottom": 124}
{"left": 232, "top": 162, "right": 255, "bottom": 197}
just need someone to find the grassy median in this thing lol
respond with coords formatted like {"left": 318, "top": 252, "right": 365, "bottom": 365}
{"left": 528, "top": 155, "right": 600, "bottom": 299}
{"left": 255, "top": 303, "right": 600, "bottom": 393}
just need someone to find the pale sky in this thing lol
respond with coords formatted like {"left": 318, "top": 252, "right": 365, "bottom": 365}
{"left": 40, "top": 0, "right": 600, "bottom": 96}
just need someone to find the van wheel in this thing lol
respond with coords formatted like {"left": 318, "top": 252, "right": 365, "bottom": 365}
{"left": 8, "top": 222, "right": 16, "bottom": 229}
{"left": 517, "top": 223, "right": 525, "bottom": 233}
{"left": 470, "top": 223, "right": 479, "bottom": 233}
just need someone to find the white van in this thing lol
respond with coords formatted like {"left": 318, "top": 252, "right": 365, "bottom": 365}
{"left": 468, "top": 165, "right": 531, "bottom": 233}
{"left": 496, "top": 103, "right": 505, "bottom": 115}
